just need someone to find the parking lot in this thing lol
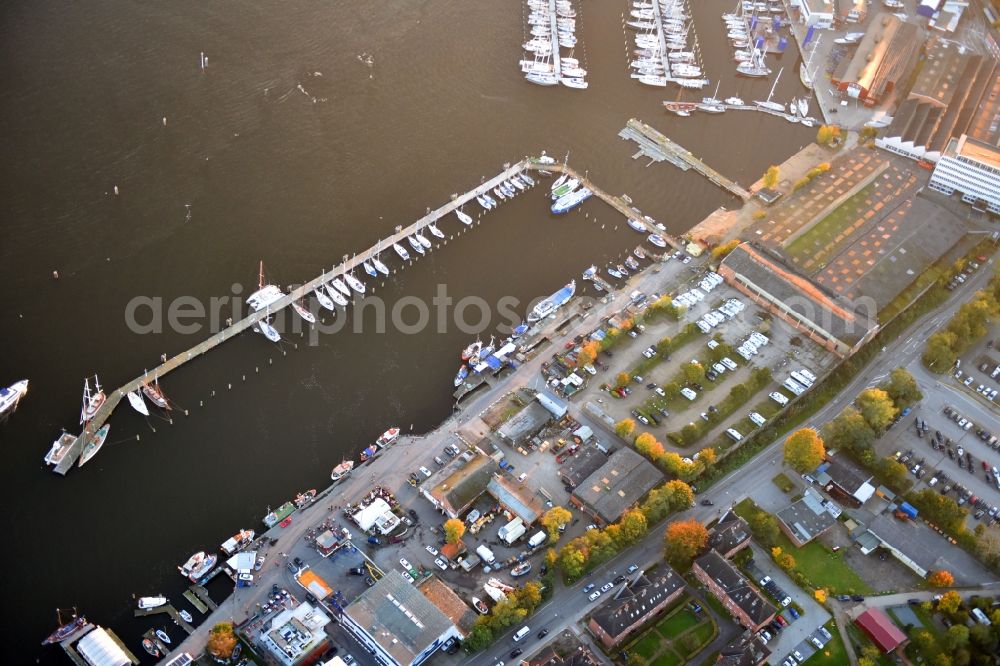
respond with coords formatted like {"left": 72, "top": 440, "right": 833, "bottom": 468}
{"left": 744, "top": 544, "right": 832, "bottom": 664}
{"left": 876, "top": 364, "right": 1000, "bottom": 530}
{"left": 568, "top": 262, "right": 833, "bottom": 451}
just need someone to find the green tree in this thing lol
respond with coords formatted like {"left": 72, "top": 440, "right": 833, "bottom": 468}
{"left": 443, "top": 518, "right": 466, "bottom": 544}
{"left": 855, "top": 388, "right": 898, "bottom": 432}
{"left": 656, "top": 336, "right": 673, "bottom": 354}
{"left": 763, "top": 165, "right": 780, "bottom": 188}
{"left": 911, "top": 489, "right": 967, "bottom": 533}
{"left": 641, "top": 480, "right": 694, "bottom": 522}
{"left": 882, "top": 367, "right": 923, "bottom": 407}
{"left": 618, "top": 509, "right": 648, "bottom": 544}
{"left": 680, "top": 423, "right": 701, "bottom": 444}
{"left": 541, "top": 506, "right": 572, "bottom": 542}
{"left": 877, "top": 457, "right": 911, "bottom": 492}
{"left": 746, "top": 509, "right": 781, "bottom": 548}
{"left": 784, "top": 428, "right": 826, "bottom": 473}
{"left": 683, "top": 362, "right": 705, "bottom": 384}
{"left": 465, "top": 622, "right": 494, "bottom": 651}
{"left": 822, "top": 407, "right": 875, "bottom": 455}
{"left": 945, "top": 625, "right": 970, "bottom": 651}
{"left": 924, "top": 331, "right": 959, "bottom": 370}
{"left": 559, "top": 543, "right": 587, "bottom": 580}
{"left": 969, "top": 623, "right": 998, "bottom": 654}
{"left": 615, "top": 418, "right": 636, "bottom": 440}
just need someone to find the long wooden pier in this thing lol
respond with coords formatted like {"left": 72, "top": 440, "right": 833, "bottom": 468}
{"left": 133, "top": 604, "right": 195, "bottom": 634}
{"left": 53, "top": 161, "right": 532, "bottom": 474}
{"left": 54, "top": 155, "right": 680, "bottom": 474}
{"left": 547, "top": 0, "right": 561, "bottom": 77}
{"left": 618, "top": 118, "right": 752, "bottom": 201}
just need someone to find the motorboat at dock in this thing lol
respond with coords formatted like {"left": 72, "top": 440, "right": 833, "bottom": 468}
{"left": 527, "top": 280, "right": 576, "bottom": 322}
{"left": 331, "top": 459, "right": 354, "bottom": 481}
{"left": 137, "top": 596, "right": 167, "bottom": 610}
{"left": 0, "top": 379, "right": 28, "bottom": 416}
{"left": 178, "top": 551, "right": 218, "bottom": 582}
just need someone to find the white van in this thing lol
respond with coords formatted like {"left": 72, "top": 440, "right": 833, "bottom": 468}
{"left": 721, "top": 357, "right": 738, "bottom": 371}
{"left": 514, "top": 626, "right": 531, "bottom": 641}
{"left": 726, "top": 428, "right": 743, "bottom": 442}
{"left": 680, "top": 387, "right": 697, "bottom": 401}
{"left": 749, "top": 412, "right": 766, "bottom": 427}
{"left": 770, "top": 391, "right": 789, "bottom": 405}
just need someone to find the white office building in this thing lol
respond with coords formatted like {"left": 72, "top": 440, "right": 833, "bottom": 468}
{"left": 262, "top": 601, "right": 332, "bottom": 666}
{"left": 928, "top": 134, "right": 1000, "bottom": 215}
{"left": 799, "top": 0, "right": 835, "bottom": 28}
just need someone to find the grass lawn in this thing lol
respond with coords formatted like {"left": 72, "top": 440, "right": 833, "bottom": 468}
{"left": 658, "top": 610, "right": 700, "bottom": 638}
{"left": 634, "top": 632, "right": 662, "bottom": 659}
{"left": 803, "top": 620, "right": 850, "bottom": 666}
{"left": 652, "top": 650, "right": 683, "bottom": 666}
{"left": 733, "top": 499, "right": 872, "bottom": 594}
{"left": 683, "top": 622, "right": 717, "bottom": 655}
{"left": 772, "top": 472, "right": 795, "bottom": 492}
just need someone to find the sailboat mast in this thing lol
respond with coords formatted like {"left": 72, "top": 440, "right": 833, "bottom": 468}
{"left": 258, "top": 260, "right": 264, "bottom": 289}
{"left": 768, "top": 67, "right": 783, "bottom": 102}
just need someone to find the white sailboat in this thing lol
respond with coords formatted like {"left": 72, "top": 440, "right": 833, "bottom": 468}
{"left": 257, "top": 308, "right": 281, "bottom": 343}
{"left": 330, "top": 277, "right": 352, "bottom": 297}
{"left": 362, "top": 260, "right": 378, "bottom": 277}
{"left": 126, "top": 390, "right": 149, "bottom": 416}
{"left": 344, "top": 272, "right": 365, "bottom": 294}
{"left": 314, "top": 284, "right": 335, "bottom": 311}
{"left": 80, "top": 376, "right": 106, "bottom": 424}
{"left": 291, "top": 299, "right": 317, "bottom": 323}
{"left": 428, "top": 222, "right": 446, "bottom": 238}
{"left": 414, "top": 232, "right": 432, "bottom": 249}
{"left": 393, "top": 243, "right": 410, "bottom": 261}
{"left": 407, "top": 236, "right": 426, "bottom": 254}
{"left": 324, "top": 282, "right": 348, "bottom": 307}
{"left": 372, "top": 254, "right": 390, "bottom": 276}
{"left": 754, "top": 67, "right": 785, "bottom": 112}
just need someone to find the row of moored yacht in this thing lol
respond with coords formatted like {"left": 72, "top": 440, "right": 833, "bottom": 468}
{"left": 474, "top": 171, "right": 537, "bottom": 212}
{"left": 522, "top": 0, "right": 588, "bottom": 89}
{"left": 629, "top": 0, "right": 708, "bottom": 89}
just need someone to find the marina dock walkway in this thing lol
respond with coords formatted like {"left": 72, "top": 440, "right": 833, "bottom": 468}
{"left": 56, "top": 155, "right": 680, "bottom": 474}
{"left": 547, "top": 0, "right": 561, "bottom": 78}
{"left": 619, "top": 118, "right": 751, "bottom": 201}
{"left": 134, "top": 604, "right": 195, "bottom": 634}
{"left": 54, "top": 161, "right": 533, "bottom": 474}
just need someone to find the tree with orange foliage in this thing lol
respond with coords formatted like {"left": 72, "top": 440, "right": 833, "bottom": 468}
{"left": 663, "top": 518, "right": 708, "bottom": 568}
{"left": 928, "top": 570, "right": 955, "bottom": 587}
{"left": 635, "top": 432, "right": 666, "bottom": 460}
{"left": 207, "top": 622, "right": 238, "bottom": 659}
{"left": 784, "top": 428, "right": 825, "bottom": 473}
{"left": 444, "top": 518, "right": 466, "bottom": 544}
{"left": 577, "top": 341, "right": 599, "bottom": 368}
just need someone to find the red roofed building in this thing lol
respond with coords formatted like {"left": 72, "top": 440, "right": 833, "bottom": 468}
{"left": 854, "top": 608, "right": 907, "bottom": 653}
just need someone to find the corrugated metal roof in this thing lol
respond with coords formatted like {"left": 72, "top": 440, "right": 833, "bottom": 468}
{"left": 76, "top": 627, "right": 130, "bottom": 666}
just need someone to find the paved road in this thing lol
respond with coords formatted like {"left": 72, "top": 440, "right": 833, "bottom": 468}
{"left": 462, "top": 253, "right": 1000, "bottom": 666}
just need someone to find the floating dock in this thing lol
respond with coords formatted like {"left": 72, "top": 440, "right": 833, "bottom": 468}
{"left": 182, "top": 588, "right": 210, "bottom": 614}
{"left": 189, "top": 584, "right": 218, "bottom": 611}
{"left": 547, "top": 0, "right": 561, "bottom": 78}
{"left": 133, "top": 604, "right": 195, "bottom": 634}
{"left": 619, "top": 118, "right": 751, "bottom": 201}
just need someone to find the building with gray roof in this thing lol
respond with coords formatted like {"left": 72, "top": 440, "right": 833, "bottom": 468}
{"left": 341, "top": 571, "right": 460, "bottom": 666}
{"left": 586, "top": 567, "right": 686, "bottom": 647}
{"left": 777, "top": 488, "right": 838, "bottom": 546}
{"left": 719, "top": 243, "right": 878, "bottom": 357}
{"left": 693, "top": 551, "right": 776, "bottom": 631}
{"left": 570, "top": 447, "right": 662, "bottom": 525}
{"left": 497, "top": 401, "right": 552, "bottom": 445}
